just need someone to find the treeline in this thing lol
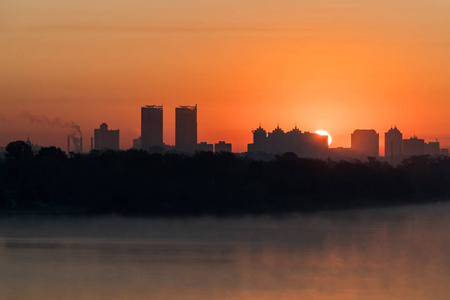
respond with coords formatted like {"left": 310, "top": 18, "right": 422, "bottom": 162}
{"left": 1, "top": 140, "right": 450, "bottom": 215}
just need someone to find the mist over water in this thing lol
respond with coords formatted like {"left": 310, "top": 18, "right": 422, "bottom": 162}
{"left": 1, "top": 202, "right": 450, "bottom": 300}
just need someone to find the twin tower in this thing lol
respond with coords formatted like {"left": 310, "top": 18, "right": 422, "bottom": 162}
{"left": 141, "top": 105, "right": 197, "bottom": 152}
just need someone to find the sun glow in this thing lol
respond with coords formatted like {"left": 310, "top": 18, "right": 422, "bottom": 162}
{"left": 315, "top": 130, "right": 332, "bottom": 146}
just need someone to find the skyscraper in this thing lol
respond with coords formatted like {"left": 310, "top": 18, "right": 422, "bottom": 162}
{"left": 268, "top": 126, "right": 286, "bottom": 154}
{"left": 385, "top": 126, "right": 403, "bottom": 158}
{"left": 247, "top": 125, "right": 327, "bottom": 157}
{"left": 175, "top": 105, "right": 197, "bottom": 153}
{"left": 94, "top": 123, "right": 120, "bottom": 150}
{"left": 286, "top": 126, "right": 303, "bottom": 154}
{"left": 141, "top": 105, "right": 163, "bottom": 151}
{"left": 248, "top": 125, "right": 267, "bottom": 152}
{"left": 351, "top": 129, "right": 379, "bottom": 157}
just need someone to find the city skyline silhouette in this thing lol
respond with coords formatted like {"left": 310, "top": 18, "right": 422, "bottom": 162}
{"left": 2, "top": 104, "right": 448, "bottom": 159}
{"left": 1, "top": 2, "right": 450, "bottom": 152}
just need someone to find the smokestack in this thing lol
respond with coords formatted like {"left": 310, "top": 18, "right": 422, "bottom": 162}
{"left": 80, "top": 136, "right": 83, "bottom": 153}
{"left": 67, "top": 135, "right": 70, "bottom": 153}
{"left": 91, "top": 137, "right": 94, "bottom": 151}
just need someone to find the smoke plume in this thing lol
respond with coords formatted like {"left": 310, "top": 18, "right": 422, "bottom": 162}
{"left": 20, "top": 111, "right": 82, "bottom": 136}
{"left": 70, "top": 133, "right": 81, "bottom": 152}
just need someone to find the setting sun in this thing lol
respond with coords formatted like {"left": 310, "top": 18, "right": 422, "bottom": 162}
{"left": 315, "top": 130, "right": 332, "bottom": 146}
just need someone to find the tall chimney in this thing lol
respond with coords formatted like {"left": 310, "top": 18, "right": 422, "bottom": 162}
{"left": 80, "top": 136, "right": 83, "bottom": 153}
{"left": 67, "top": 135, "right": 70, "bottom": 153}
{"left": 91, "top": 137, "right": 94, "bottom": 151}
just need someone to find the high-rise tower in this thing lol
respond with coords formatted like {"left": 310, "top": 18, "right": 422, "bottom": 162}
{"left": 268, "top": 126, "right": 285, "bottom": 154}
{"left": 141, "top": 105, "right": 163, "bottom": 151}
{"left": 248, "top": 125, "right": 267, "bottom": 152}
{"left": 175, "top": 105, "right": 197, "bottom": 153}
{"left": 385, "top": 126, "right": 403, "bottom": 159}
{"left": 351, "top": 129, "right": 379, "bottom": 157}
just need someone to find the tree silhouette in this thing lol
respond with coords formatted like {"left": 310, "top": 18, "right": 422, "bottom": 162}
{"left": 0, "top": 148, "right": 450, "bottom": 214}
{"left": 38, "top": 146, "right": 67, "bottom": 161}
{"left": 5, "top": 141, "right": 33, "bottom": 160}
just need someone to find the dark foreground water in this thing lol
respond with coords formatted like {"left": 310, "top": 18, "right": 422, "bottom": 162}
{"left": 1, "top": 203, "right": 450, "bottom": 300}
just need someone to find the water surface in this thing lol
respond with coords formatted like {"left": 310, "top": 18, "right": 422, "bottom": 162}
{"left": 1, "top": 203, "right": 450, "bottom": 300}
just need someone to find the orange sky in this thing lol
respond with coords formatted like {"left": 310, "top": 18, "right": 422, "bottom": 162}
{"left": 1, "top": 1, "right": 449, "bottom": 153}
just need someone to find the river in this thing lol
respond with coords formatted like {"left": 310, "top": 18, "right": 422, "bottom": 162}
{"left": 1, "top": 202, "right": 450, "bottom": 300}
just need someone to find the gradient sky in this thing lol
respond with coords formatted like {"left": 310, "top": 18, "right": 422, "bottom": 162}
{"left": 1, "top": 1, "right": 449, "bottom": 153}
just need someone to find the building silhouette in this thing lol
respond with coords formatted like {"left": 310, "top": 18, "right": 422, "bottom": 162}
{"left": 302, "top": 132, "right": 329, "bottom": 157}
{"left": 197, "top": 142, "right": 213, "bottom": 152}
{"left": 385, "top": 126, "right": 402, "bottom": 156}
{"left": 175, "top": 105, "right": 197, "bottom": 153}
{"left": 133, "top": 137, "right": 142, "bottom": 150}
{"left": 248, "top": 125, "right": 328, "bottom": 157}
{"left": 351, "top": 129, "right": 379, "bottom": 157}
{"left": 215, "top": 141, "right": 232, "bottom": 153}
{"left": 94, "top": 123, "right": 119, "bottom": 150}
{"left": 403, "top": 136, "right": 424, "bottom": 156}
{"left": 286, "top": 126, "right": 303, "bottom": 153}
{"left": 268, "top": 126, "right": 286, "bottom": 154}
{"left": 248, "top": 125, "right": 267, "bottom": 152}
{"left": 424, "top": 140, "right": 440, "bottom": 155}
{"left": 141, "top": 105, "right": 163, "bottom": 151}
{"left": 385, "top": 126, "right": 403, "bottom": 163}
{"left": 328, "top": 147, "right": 360, "bottom": 159}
